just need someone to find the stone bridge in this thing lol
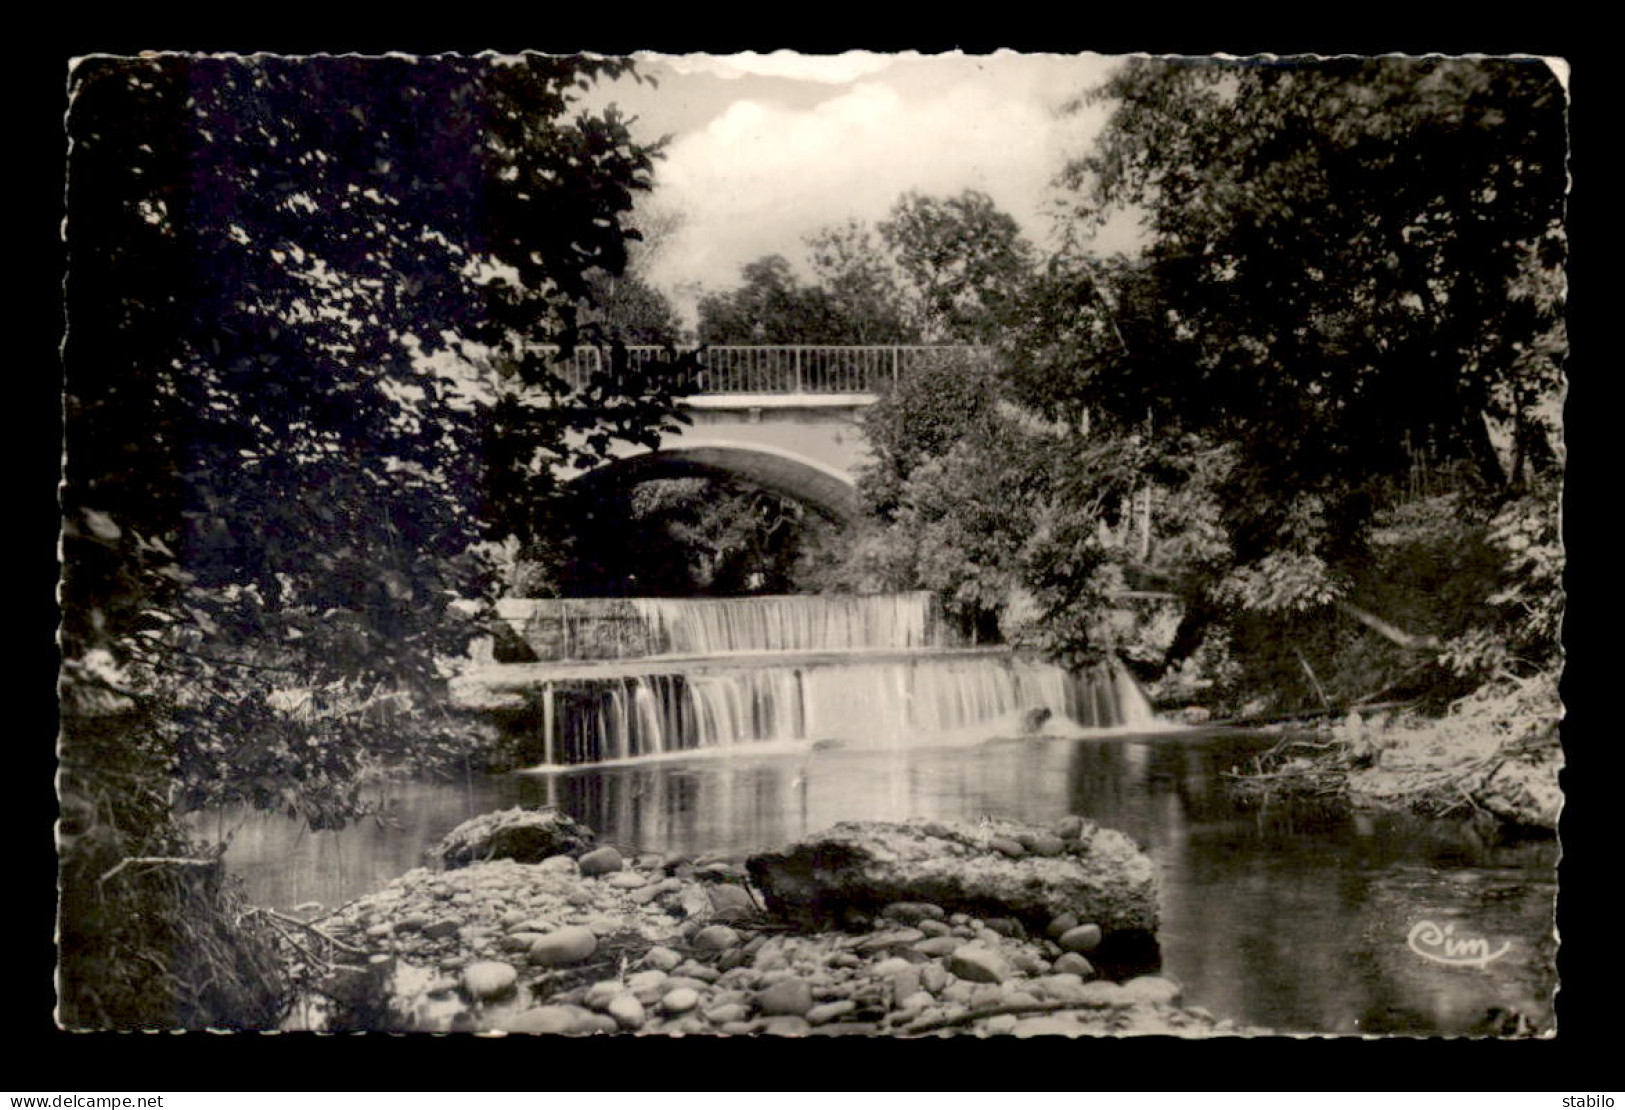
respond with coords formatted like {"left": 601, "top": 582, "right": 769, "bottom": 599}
{"left": 548, "top": 345, "right": 990, "bottom": 524}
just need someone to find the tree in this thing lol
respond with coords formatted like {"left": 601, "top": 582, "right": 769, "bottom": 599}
{"left": 695, "top": 254, "right": 842, "bottom": 344}
{"left": 60, "top": 54, "right": 691, "bottom": 1026}
{"left": 805, "top": 218, "right": 918, "bottom": 344}
{"left": 1045, "top": 56, "right": 1568, "bottom": 690}
{"left": 878, "top": 189, "right": 1037, "bottom": 342}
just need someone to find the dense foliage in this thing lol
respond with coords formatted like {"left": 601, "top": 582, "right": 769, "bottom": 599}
{"left": 697, "top": 188, "right": 1037, "bottom": 345}
{"left": 60, "top": 54, "right": 695, "bottom": 1026}
{"left": 829, "top": 58, "right": 1566, "bottom": 714}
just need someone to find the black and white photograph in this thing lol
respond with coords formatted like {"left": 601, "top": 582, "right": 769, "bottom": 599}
{"left": 57, "top": 50, "right": 1568, "bottom": 1041}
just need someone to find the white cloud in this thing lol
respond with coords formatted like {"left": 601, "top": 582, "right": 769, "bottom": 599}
{"left": 637, "top": 54, "right": 1124, "bottom": 325}
{"left": 653, "top": 50, "right": 897, "bottom": 84}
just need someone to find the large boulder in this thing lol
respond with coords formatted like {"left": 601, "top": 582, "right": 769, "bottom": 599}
{"left": 429, "top": 807, "right": 596, "bottom": 869}
{"left": 746, "top": 817, "right": 1158, "bottom": 935}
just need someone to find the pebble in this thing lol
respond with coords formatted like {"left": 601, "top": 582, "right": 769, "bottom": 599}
{"left": 422, "top": 919, "right": 460, "bottom": 939}
{"left": 707, "top": 884, "right": 757, "bottom": 916}
{"left": 760, "top": 1015, "right": 811, "bottom": 1036}
{"left": 890, "top": 966, "right": 923, "bottom": 1003}
{"left": 918, "top": 919, "right": 953, "bottom": 938}
{"left": 871, "top": 957, "right": 911, "bottom": 977}
{"left": 806, "top": 999, "right": 856, "bottom": 1025}
{"left": 577, "top": 846, "right": 623, "bottom": 876}
{"left": 858, "top": 928, "right": 924, "bottom": 953}
{"left": 1058, "top": 924, "right": 1103, "bottom": 954}
{"left": 989, "top": 836, "right": 1027, "bottom": 858}
{"left": 1053, "top": 815, "right": 1086, "bottom": 839}
{"left": 920, "top": 964, "right": 949, "bottom": 994}
{"left": 538, "top": 855, "right": 578, "bottom": 875}
{"left": 913, "top": 936, "right": 961, "bottom": 957}
{"left": 982, "top": 917, "right": 1024, "bottom": 938}
{"left": 691, "top": 924, "right": 743, "bottom": 951}
{"left": 1052, "top": 952, "right": 1095, "bottom": 977}
{"left": 528, "top": 925, "right": 598, "bottom": 966}
{"left": 985, "top": 1013, "right": 1019, "bottom": 1035}
{"left": 605, "top": 871, "right": 647, "bottom": 889}
{"left": 661, "top": 987, "right": 700, "bottom": 1014}
{"left": 704, "top": 1002, "right": 750, "bottom": 1025}
{"left": 460, "top": 961, "right": 518, "bottom": 1001}
{"left": 608, "top": 994, "right": 646, "bottom": 1029}
{"left": 758, "top": 978, "right": 814, "bottom": 1017}
{"left": 1046, "top": 912, "right": 1079, "bottom": 938}
{"left": 501, "top": 1005, "right": 587, "bottom": 1034}
{"left": 882, "top": 901, "right": 947, "bottom": 925}
{"left": 674, "top": 961, "right": 721, "bottom": 983}
{"left": 642, "top": 946, "right": 681, "bottom": 972}
{"left": 897, "top": 990, "right": 934, "bottom": 1014}
{"left": 1028, "top": 833, "right": 1066, "bottom": 857}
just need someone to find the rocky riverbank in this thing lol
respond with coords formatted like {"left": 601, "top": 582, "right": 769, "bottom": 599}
{"left": 304, "top": 810, "right": 1255, "bottom": 1037}
{"left": 1222, "top": 673, "right": 1562, "bottom": 832}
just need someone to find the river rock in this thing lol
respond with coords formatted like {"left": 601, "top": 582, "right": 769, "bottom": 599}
{"left": 430, "top": 807, "right": 595, "bottom": 869}
{"left": 882, "top": 901, "right": 947, "bottom": 924}
{"left": 605, "top": 871, "right": 647, "bottom": 889}
{"left": 989, "top": 836, "right": 1027, "bottom": 858}
{"left": 758, "top": 978, "right": 815, "bottom": 1017}
{"left": 661, "top": 987, "right": 700, "bottom": 1014}
{"left": 707, "top": 883, "right": 758, "bottom": 918}
{"left": 577, "top": 846, "right": 624, "bottom": 876}
{"left": 538, "top": 854, "right": 579, "bottom": 876}
{"left": 1052, "top": 952, "right": 1095, "bottom": 977}
{"left": 642, "top": 946, "right": 681, "bottom": 972}
{"left": 692, "top": 924, "right": 743, "bottom": 951}
{"left": 760, "top": 1015, "right": 812, "bottom": 1036}
{"left": 461, "top": 960, "right": 518, "bottom": 1001}
{"left": 1058, "top": 923, "right": 1103, "bottom": 953}
{"left": 608, "top": 993, "right": 646, "bottom": 1029}
{"left": 948, "top": 945, "right": 1011, "bottom": 984}
{"left": 500, "top": 1005, "right": 590, "bottom": 1035}
{"left": 746, "top": 817, "right": 1158, "bottom": 934}
{"left": 528, "top": 925, "right": 598, "bottom": 966}
{"left": 1053, "top": 815, "right": 1086, "bottom": 840}
{"left": 913, "top": 936, "right": 960, "bottom": 957}
{"left": 807, "top": 999, "right": 856, "bottom": 1025}
{"left": 1046, "top": 911, "right": 1080, "bottom": 938}
{"left": 422, "top": 918, "right": 460, "bottom": 940}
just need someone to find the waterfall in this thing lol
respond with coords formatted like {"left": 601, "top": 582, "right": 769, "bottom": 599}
{"left": 630, "top": 592, "right": 940, "bottom": 655}
{"left": 498, "top": 595, "right": 1161, "bottom": 767}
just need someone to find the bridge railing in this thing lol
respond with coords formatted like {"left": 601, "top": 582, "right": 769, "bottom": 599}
{"left": 530, "top": 345, "right": 990, "bottom": 396}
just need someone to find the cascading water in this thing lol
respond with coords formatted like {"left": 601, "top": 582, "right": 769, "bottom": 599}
{"left": 630, "top": 591, "right": 940, "bottom": 655}
{"left": 490, "top": 594, "right": 1158, "bottom": 768}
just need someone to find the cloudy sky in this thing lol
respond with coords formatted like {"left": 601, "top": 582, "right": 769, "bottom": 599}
{"left": 579, "top": 51, "right": 1135, "bottom": 326}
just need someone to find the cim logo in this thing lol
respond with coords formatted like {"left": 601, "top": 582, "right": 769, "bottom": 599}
{"left": 1406, "top": 919, "right": 1511, "bottom": 969}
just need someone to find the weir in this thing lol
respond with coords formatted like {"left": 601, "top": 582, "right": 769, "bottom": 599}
{"left": 468, "top": 593, "right": 1157, "bottom": 768}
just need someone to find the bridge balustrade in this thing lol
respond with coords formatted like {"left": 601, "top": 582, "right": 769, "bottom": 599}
{"left": 530, "top": 345, "right": 989, "bottom": 397}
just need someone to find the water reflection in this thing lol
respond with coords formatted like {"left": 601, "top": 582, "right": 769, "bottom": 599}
{"left": 210, "top": 729, "right": 1557, "bottom": 1036}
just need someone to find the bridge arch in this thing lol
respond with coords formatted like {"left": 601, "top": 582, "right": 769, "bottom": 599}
{"left": 568, "top": 440, "right": 863, "bottom": 525}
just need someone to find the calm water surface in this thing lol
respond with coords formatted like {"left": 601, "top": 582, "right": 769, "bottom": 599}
{"left": 214, "top": 728, "right": 1558, "bottom": 1036}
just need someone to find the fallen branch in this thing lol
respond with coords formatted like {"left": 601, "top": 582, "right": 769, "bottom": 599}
{"left": 98, "top": 856, "right": 219, "bottom": 885}
{"left": 250, "top": 907, "right": 370, "bottom": 957}
{"left": 1335, "top": 601, "right": 1442, "bottom": 652}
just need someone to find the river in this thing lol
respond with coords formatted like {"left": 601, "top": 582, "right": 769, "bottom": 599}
{"left": 212, "top": 725, "right": 1558, "bottom": 1037}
